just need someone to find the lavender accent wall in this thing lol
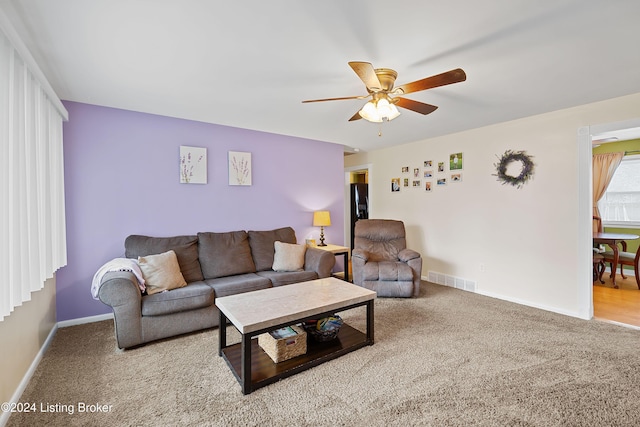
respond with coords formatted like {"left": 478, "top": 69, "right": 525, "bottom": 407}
{"left": 57, "top": 102, "right": 344, "bottom": 321}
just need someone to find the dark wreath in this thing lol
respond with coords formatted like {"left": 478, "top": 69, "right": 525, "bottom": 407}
{"left": 493, "top": 150, "right": 535, "bottom": 188}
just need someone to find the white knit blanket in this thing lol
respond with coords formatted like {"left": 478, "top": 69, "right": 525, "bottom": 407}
{"left": 91, "top": 258, "right": 146, "bottom": 299}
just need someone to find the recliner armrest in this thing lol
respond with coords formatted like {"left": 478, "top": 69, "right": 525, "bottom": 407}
{"left": 352, "top": 248, "right": 369, "bottom": 262}
{"left": 398, "top": 249, "right": 420, "bottom": 262}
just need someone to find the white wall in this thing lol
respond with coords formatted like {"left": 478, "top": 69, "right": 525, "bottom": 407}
{"left": 345, "top": 92, "right": 640, "bottom": 318}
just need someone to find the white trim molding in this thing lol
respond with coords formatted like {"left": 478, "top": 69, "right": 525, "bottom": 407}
{"left": 57, "top": 312, "right": 113, "bottom": 328}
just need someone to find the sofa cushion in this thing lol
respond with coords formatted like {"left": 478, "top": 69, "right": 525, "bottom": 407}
{"left": 141, "top": 282, "right": 214, "bottom": 316}
{"left": 125, "top": 234, "right": 204, "bottom": 282}
{"left": 272, "top": 241, "right": 306, "bottom": 272}
{"left": 205, "top": 273, "right": 271, "bottom": 298}
{"left": 256, "top": 270, "right": 318, "bottom": 287}
{"left": 198, "top": 231, "right": 256, "bottom": 279}
{"left": 138, "top": 250, "right": 188, "bottom": 295}
{"left": 248, "top": 227, "right": 297, "bottom": 271}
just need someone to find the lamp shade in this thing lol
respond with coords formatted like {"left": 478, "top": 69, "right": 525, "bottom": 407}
{"left": 313, "top": 210, "right": 331, "bottom": 227}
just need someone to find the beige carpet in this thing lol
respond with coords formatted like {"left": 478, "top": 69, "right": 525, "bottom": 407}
{"left": 7, "top": 282, "right": 640, "bottom": 427}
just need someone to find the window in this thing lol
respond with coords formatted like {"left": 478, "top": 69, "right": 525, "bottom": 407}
{"left": 598, "top": 154, "right": 640, "bottom": 227}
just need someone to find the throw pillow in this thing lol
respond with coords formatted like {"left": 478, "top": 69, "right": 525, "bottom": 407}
{"left": 248, "top": 227, "right": 297, "bottom": 271}
{"left": 124, "top": 234, "right": 204, "bottom": 282}
{"left": 138, "top": 250, "right": 187, "bottom": 295}
{"left": 272, "top": 241, "right": 307, "bottom": 272}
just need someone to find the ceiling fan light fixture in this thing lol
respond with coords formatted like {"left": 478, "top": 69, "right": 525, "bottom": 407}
{"left": 389, "top": 104, "right": 401, "bottom": 120}
{"left": 359, "top": 100, "right": 382, "bottom": 122}
{"left": 358, "top": 97, "right": 400, "bottom": 123}
{"left": 378, "top": 98, "right": 401, "bottom": 121}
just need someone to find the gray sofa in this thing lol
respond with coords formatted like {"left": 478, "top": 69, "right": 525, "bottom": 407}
{"left": 98, "top": 227, "right": 335, "bottom": 349}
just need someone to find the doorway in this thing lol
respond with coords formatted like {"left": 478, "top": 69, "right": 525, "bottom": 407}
{"left": 349, "top": 172, "right": 369, "bottom": 249}
{"left": 584, "top": 118, "right": 640, "bottom": 328}
{"left": 344, "top": 163, "right": 373, "bottom": 253}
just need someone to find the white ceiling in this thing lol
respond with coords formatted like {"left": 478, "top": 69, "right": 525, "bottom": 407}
{"left": 3, "top": 0, "right": 640, "bottom": 152}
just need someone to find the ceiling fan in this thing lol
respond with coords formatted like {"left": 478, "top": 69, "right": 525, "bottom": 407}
{"left": 302, "top": 62, "right": 466, "bottom": 123}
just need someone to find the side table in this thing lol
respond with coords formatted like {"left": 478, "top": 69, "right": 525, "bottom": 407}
{"left": 314, "top": 244, "right": 350, "bottom": 282}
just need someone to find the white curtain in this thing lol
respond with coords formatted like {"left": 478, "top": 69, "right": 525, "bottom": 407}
{"left": 0, "top": 21, "right": 68, "bottom": 321}
{"left": 592, "top": 152, "right": 624, "bottom": 219}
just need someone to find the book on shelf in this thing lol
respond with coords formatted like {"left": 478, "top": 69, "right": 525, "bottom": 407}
{"left": 269, "top": 326, "right": 298, "bottom": 340}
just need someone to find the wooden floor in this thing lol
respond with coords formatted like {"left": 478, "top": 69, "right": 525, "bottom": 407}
{"left": 593, "top": 273, "right": 640, "bottom": 328}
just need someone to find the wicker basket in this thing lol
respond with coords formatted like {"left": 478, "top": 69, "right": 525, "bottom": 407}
{"left": 258, "top": 325, "right": 307, "bottom": 363}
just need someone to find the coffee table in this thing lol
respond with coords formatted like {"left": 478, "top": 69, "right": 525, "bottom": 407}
{"left": 216, "top": 277, "right": 376, "bottom": 394}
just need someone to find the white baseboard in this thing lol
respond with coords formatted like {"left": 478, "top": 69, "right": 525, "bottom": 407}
{"left": 475, "top": 288, "right": 585, "bottom": 319}
{"left": 423, "top": 273, "right": 585, "bottom": 320}
{"left": 57, "top": 312, "right": 113, "bottom": 328}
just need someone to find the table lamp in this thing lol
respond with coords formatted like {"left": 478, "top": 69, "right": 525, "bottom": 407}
{"left": 313, "top": 211, "right": 331, "bottom": 247}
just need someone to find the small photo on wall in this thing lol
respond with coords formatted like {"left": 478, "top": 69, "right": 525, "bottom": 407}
{"left": 412, "top": 180, "right": 421, "bottom": 187}
{"left": 437, "top": 178, "right": 447, "bottom": 186}
{"left": 450, "top": 153, "right": 463, "bottom": 170}
{"left": 391, "top": 178, "right": 401, "bottom": 192}
{"left": 403, "top": 178, "right": 409, "bottom": 187}
{"left": 438, "top": 162, "right": 445, "bottom": 172}
{"left": 451, "top": 173, "right": 462, "bottom": 182}
{"left": 424, "top": 160, "right": 432, "bottom": 168}
{"left": 424, "top": 170, "right": 433, "bottom": 178}
{"left": 425, "top": 181, "right": 432, "bottom": 192}
{"left": 413, "top": 168, "right": 420, "bottom": 178}
{"left": 402, "top": 166, "right": 409, "bottom": 173}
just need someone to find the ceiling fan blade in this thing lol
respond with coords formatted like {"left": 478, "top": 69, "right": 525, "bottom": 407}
{"left": 348, "top": 61, "right": 382, "bottom": 92}
{"left": 394, "top": 68, "right": 466, "bottom": 95}
{"left": 302, "top": 95, "right": 368, "bottom": 103}
{"left": 348, "top": 110, "right": 362, "bottom": 121}
{"left": 394, "top": 97, "right": 438, "bottom": 115}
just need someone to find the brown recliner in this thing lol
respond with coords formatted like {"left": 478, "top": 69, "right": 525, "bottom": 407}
{"left": 352, "top": 219, "right": 422, "bottom": 297}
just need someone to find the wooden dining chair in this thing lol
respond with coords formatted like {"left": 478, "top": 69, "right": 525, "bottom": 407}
{"left": 592, "top": 216, "right": 606, "bottom": 283}
{"left": 593, "top": 250, "right": 605, "bottom": 283}
{"left": 602, "top": 245, "right": 640, "bottom": 289}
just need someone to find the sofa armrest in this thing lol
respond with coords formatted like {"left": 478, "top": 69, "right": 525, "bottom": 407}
{"left": 97, "top": 271, "right": 143, "bottom": 349}
{"left": 399, "top": 249, "right": 420, "bottom": 262}
{"left": 304, "top": 247, "right": 336, "bottom": 278}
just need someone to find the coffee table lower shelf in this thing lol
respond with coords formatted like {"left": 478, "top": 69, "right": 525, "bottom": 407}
{"left": 220, "top": 324, "right": 370, "bottom": 393}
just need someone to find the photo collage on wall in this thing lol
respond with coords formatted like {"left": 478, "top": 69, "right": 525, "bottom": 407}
{"left": 392, "top": 153, "right": 463, "bottom": 192}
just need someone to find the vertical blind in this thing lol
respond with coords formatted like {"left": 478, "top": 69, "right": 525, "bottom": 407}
{"left": 0, "top": 19, "right": 68, "bottom": 321}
